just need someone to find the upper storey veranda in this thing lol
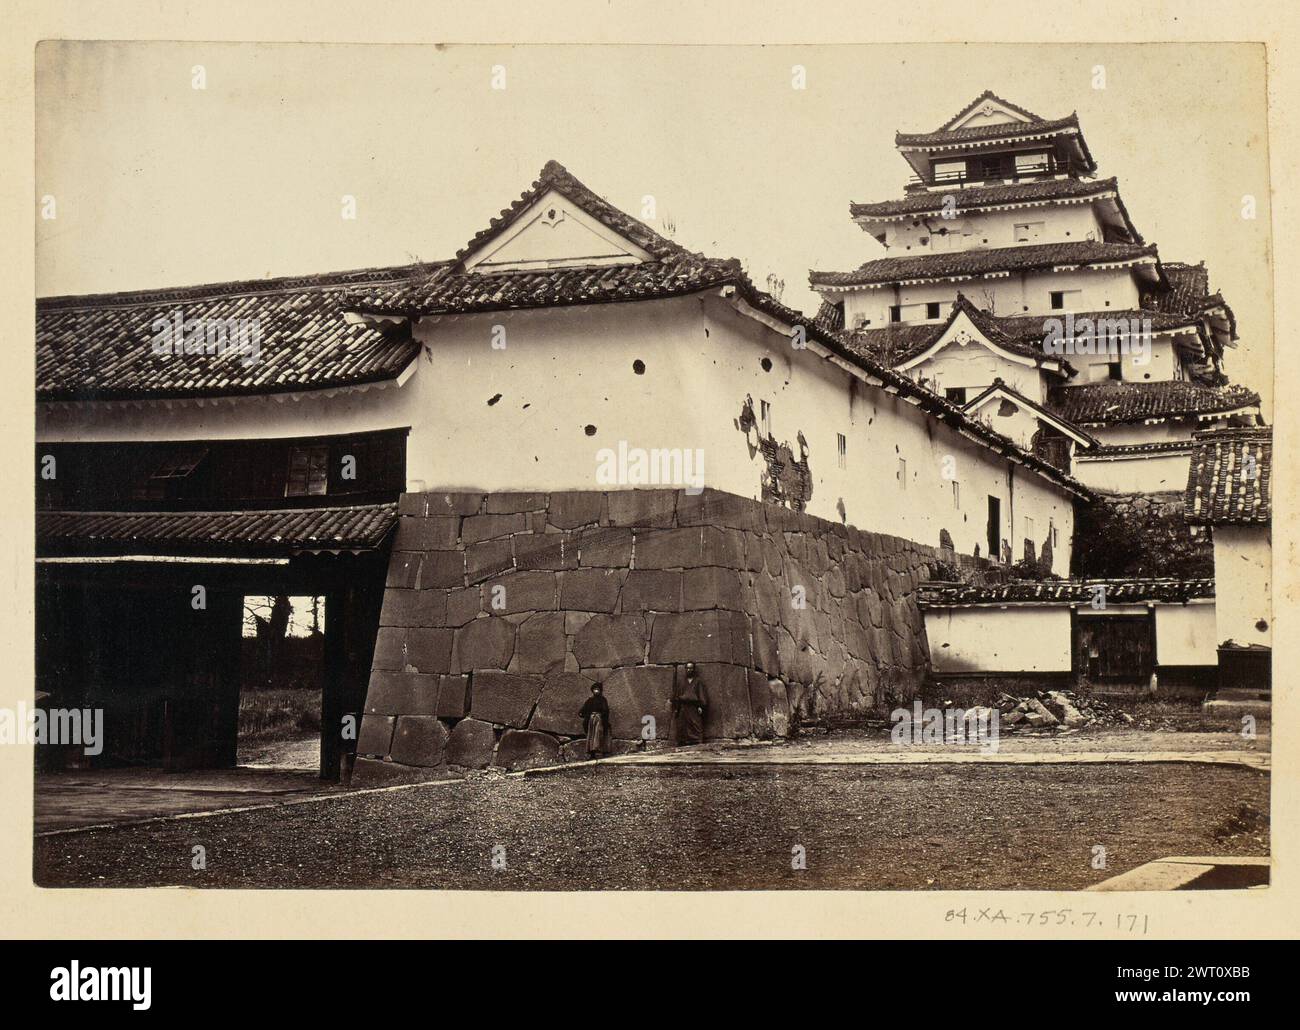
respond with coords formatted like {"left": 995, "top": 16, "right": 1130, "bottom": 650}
{"left": 893, "top": 90, "right": 1097, "bottom": 191}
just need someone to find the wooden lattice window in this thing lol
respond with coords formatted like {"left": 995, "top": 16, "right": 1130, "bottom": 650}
{"left": 286, "top": 445, "right": 329, "bottom": 497}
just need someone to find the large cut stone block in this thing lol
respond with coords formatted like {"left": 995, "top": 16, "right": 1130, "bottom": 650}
{"left": 462, "top": 512, "right": 528, "bottom": 545}
{"left": 386, "top": 552, "right": 422, "bottom": 589}
{"left": 466, "top": 539, "right": 514, "bottom": 583}
{"left": 677, "top": 489, "right": 763, "bottom": 532}
{"left": 606, "top": 489, "right": 677, "bottom": 528}
{"left": 436, "top": 674, "right": 471, "bottom": 719}
{"left": 404, "top": 628, "right": 454, "bottom": 674}
{"left": 379, "top": 588, "right": 446, "bottom": 629}
{"left": 548, "top": 491, "right": 605, "bottom": 529}
{"left": 453, "top": 617, "right": 516, "bottom": 672}
{"left": 601, "top": 665, "right": 674, "bottom": 741}
{"left": 445, "top": 586, "right": 482, "bottom": 627}
{"left": 530, "top": 671, "right": 594, "bottom": 736}
{"left": 486, "top": 492, "right": 547, "bottom": 514}
{"left": 559, "top": 568, "right": 625, "bottom": 612}
{"left": 493, "top": 729, "right": 561, "bottom": 770}
{"left": 620, "top": 570, "right": 682, "bottom": 613}
{"left": 470, "top": 670, "right": 544, "bottom": 727}
{"left": 572, "top": 614, "right": 647, "bottom": 668}
{"left": 682, "top": 566, "right": 745, "bottom": 611}
{"left": 514, "top": 531, "right": 575, "bottom": 571}
{"left": 634, "top": 526, "right": 746, "bottom": 570}
{"left": 395, "top": 515, "right": 459, "bottom": 551}
{"left": 446, "top": 717, "right": 496, "bottom": 768}
{"left": 483, "top": 570, "right": 558, "bottom": 613}
{"left": 648, "top": 610, "right": 750, "bottom": 665}
{"left": 372, "top": 627, "right": 406, "bottom": 671}
{"left": 697, "top": 663, "right": 754, "bottom": 739}
{"left": 420, "top": 550, "right": 465, "bottom": 589}
{"left": 365, "top": 671, "right": 441, "bottom": 716}
{"left": 390, "top": 716, "right": 450, "bottom": 767}
{"left": 427, "top": 492, "right": 484, "bottom": 516}
{"left": 512, "top": 612, "right": 568, "bottom": 675}
{"left": 577, "top": 527, "right": 633, "bottom": 567}
{"left": 356, "top": 714, "right": 396, "bottom": 757}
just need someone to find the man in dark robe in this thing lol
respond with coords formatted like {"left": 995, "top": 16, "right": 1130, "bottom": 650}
{"left": 672, "top": 662, "right": 708, "bottom": 745}
{"left": 579, "top": 683, "right": 611, "bottom": 757}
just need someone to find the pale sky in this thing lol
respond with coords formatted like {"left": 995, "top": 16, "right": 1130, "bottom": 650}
{"left": 36, "top": 41, "right": 1272, "bottom": 411}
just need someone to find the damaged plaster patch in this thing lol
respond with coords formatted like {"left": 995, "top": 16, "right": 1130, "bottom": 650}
{"left": 735, "top": 395, "right": 814, "bottom": 511}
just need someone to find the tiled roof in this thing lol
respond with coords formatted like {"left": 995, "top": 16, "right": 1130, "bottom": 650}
{"left": 992, "top": 308, "right": 1201, "bottom": 342}
{"left": 37, "top": 503, "right": 398, "bottom": 556}
{"left": 345, "top": 255, "right": 739, "bottom": 318}
{"left": 896, "top": 114, "right": 1081, "bottom": 149}
{"left": 1079, "top": 440, "right": 1196, "bottom": 459}
{"left": 347, "top": 160, "right": 738, "bottom": 317}
{"left": 919, "top": 577, "right": 1215, "bottom": 607}
{"left": 812, "top": 299, "right": 845, "bottom": 332}
{"left": 839, "top": 294, "right": 1071, "bottom": 368}
{"left": 1049, "top": 381, "right": 1261, "bottom": 425}
{"left": 1148, "top": 262, "right": 1211, "bottom": 315}
{"left": 962, "top": 378, "right": 1098, "bottom": 447}
{"left": 850, "top": 177, "right": 1122, "bottom": 220}
{"left": 1141, "top": 261, "right": 1238, "bottom": 346}
{"left": 37, "top": 265, "right": 436, "bottom": 402}
{"left": 810, "top": 241, "right": 1159, "bottom": 289}
{"left": 1185, "top": 426, "right": 1272, "bottom": 525}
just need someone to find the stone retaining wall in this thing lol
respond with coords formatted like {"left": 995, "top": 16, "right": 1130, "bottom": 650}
{"left": 354, "top": 488, "right": 942, "bottom": 784}
{"left": 1072, "top": 490, "right": 1213, "bottom": 579}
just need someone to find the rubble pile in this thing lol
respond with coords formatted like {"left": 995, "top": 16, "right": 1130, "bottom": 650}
{"left": 994, "top": 689, "right": 1136, "bottom": 733}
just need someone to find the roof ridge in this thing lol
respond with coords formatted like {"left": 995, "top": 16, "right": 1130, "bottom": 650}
{"left": 37, "top": 261, "right": 448, "bottom": 311}
{"left": 937, "top": 90, "right": 1045, "bottom": 130}
{"left": 451, "top": 159, "right": 698, "bottom": 270}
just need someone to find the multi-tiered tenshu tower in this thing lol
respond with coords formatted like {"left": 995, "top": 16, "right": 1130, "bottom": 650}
{"left": 811, "top": 91, "right": 1262, "bottom": 494}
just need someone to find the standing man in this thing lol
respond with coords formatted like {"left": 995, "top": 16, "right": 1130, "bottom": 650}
{"left": 579, "top": 682, "right": 612, "bottom": 757}
{"left": 672, "top": 662, "right": 708, "bottom": 745}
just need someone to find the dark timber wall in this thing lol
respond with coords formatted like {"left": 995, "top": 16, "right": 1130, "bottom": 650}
{"left": 354, "top": 488, "right": 942, "bottom": 783}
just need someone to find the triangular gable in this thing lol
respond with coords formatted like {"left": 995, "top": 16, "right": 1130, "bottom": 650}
{"left": 963, "top": 381, "right": 1097, "bottom": 448}
{"left": 462, "top": 188, "right": 653, "bottom": 272}
{"left": 942, "top": 90, "right": 1041, "bottom": 131}
{"left": 897, "top": 304, "right": 1045, "bottom": 373}
{"left": 456, "top": 160, "right": 680, "bottom": 275}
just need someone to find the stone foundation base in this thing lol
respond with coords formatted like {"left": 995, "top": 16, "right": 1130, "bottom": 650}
{"left": 354, "top": 488, "right": 940, "bottom": 784}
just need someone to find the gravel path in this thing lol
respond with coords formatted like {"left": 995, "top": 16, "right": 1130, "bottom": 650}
{"left": 34, "top": 763, "right": 1268, "bottom": 890}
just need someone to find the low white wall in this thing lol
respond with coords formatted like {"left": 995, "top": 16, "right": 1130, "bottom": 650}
{"left": 1074, "top": 451, "right": 1192, "bottom": 493}
{"left": 1214, "top": 526, "right": 1271, "bottom": 648}
{"left": 925, "top": 606, "right": 1071, "bottom": 673}
{"left": 1155, "top": 602, "right": 1218, "bottom": 665}
{"left": 927, "top": 600, "right": 1219, "bottom": 673}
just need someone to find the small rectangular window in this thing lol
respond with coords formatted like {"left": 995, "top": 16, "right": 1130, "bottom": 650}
{"left": 286, "top": 445, "right": 329, "bottom": 497}
{"left": 926, "top": 301, "right": 941, "bottom": 320}
{"left": 898, "top": 457, "right": 907, "bottom": 489}
{"left": 759, "top": 399, "right": 772, "bottom": 435}
{"left": 1014, "top": 221, "right": 1045, "bottom": 243}
{"left": 837, "top": 433, "right": 847, "bottom": 469}
{"left": 952, "top": 481, "right": 960, "bottom": 510}
{"left": 1050, "top": 291, "right": 1066, "bottom": 310}
{"left": 1025, "top": 516, "right": 1035, "bottom": 540}
{"left": 944, "top": 386, "right": 967, "bottom": 405}
{"left": 888, "top": 305, "right": 902, "bottom": 323}
{"left": 1108, "top": 362, "right": 1123, "bottom": 381}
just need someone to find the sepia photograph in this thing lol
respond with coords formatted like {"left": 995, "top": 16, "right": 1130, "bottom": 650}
{"left": 2, "top": 0, "right": 1296, "bottom": 963}
{"left": 26, "top": 39, "right": 1275, "bottom": 895}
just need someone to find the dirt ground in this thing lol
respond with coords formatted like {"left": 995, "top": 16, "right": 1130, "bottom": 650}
{"left": 33, "top": 760, "right": 1268, "bottom": 890}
